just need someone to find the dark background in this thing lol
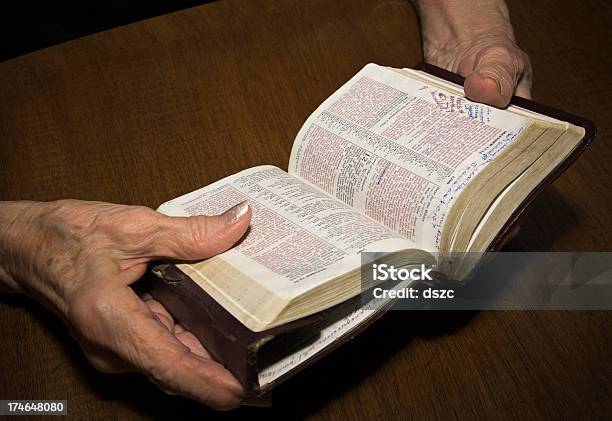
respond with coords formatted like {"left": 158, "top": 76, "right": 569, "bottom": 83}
{"left": 1, "top": 1, "right": 216, "bottom": 61}
{"left": 1, "top": 0, "right": 611, "bottom": 419}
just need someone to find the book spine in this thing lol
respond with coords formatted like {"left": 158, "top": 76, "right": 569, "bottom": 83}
{"left": 147, "top": 265, "right": 264, "bottom": 393}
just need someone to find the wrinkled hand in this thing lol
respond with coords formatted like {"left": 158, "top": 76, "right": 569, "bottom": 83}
{"left": 415, "top": 0, "right": 532, "bottom": 107}
{"left": 0, "top": 199, "right": 251, "bottom": 410}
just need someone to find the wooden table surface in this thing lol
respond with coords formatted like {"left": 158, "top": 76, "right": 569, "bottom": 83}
{"left": 1, "top": 0, "right": 611, "bottom": 419}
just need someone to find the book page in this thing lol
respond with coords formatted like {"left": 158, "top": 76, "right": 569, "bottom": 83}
{"left": 289, "top": 64, "right": 532, "bottom": 251}
{"left": 258, "top": 279, "right": 411, "bottom": 387}
{"left": 157, "top": 166, "right": 416, "bottom": 298}
{"left": 402, "top": 67, "right": 580, "bottom": 127}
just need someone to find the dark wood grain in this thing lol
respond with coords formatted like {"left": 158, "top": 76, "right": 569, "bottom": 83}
{"left": 1, "top": 0, "right": 611, "bottom": 419}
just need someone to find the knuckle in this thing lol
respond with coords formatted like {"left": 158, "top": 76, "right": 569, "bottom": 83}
{"left": 114, "top": 207, "right": 156, "bottom": 236}
{"left": 187, "top": 217, "right": 209, "bottom": 249}
{"left": 96, "top": 206, "right": 163, "bottom": 251}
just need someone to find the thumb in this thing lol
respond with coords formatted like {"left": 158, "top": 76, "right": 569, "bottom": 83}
{"left": 153, "top": 201, "right": 251, "bottom": 260}
{"left": 463, "top": 46, "right": 524, "bottom": 108}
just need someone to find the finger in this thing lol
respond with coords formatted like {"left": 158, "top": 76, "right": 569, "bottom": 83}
{"left": 93, "top": 288, "right": 244, "bottom": 409}
{"left": 175, "top": 329, "right": 212, "bottom": 359}
{"left": 149, "top": 308, "right": 174, "bottom": 333}
{"left": 242, "top": 393, "right": 273, "bottom": 407}
{"left": 515, "top": 53, "right": 533, "bottom": 100}
{"left": 152, "top": 201, "right": 252, "bottom": 261}
{"left": 463, "top": 46, "right": 522, "bottom": 108}
{"left": 142, "top": 297, "right": 175, "bottom": 332}
{"left": 515, "top": 78, "right": 532, "bottom": 100}
{"left": 81, "top": 299, "right": 210, "bottom": 374}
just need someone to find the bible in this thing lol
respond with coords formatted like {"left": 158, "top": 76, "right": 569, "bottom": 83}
{"left": 149, "top": 63, "right": 596, "bottom": 394}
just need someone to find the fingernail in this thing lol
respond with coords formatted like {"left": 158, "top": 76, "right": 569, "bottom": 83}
{"left": 223, "top": 201, "right": 250, "bottom": 224}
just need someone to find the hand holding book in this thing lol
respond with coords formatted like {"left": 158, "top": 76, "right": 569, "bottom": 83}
{"left": 0, "top": 200, "right": 252, "bottom": 410}
{"left": 414, "top": 0, "right": 532, "bottom": 107}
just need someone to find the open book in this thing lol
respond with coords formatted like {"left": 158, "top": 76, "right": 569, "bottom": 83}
{"left": 150, "top": 63, "right": 595, "bottom": 394}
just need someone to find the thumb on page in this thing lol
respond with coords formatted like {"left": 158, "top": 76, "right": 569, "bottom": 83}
{"left": 463, "top": 45, "right": 532, "bottom": 108}
{"left": 152, "top": 201, "right": 251, "bottom": 260}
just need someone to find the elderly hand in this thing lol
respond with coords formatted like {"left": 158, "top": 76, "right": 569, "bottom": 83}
{"left": 0, "top": 199, "right": 251, "bottom": 410}
{"left": 414, "top": 0, "right": 532, "bottom": 108}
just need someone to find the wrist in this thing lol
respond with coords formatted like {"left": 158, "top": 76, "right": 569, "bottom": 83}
{"left": 1, "top": 201, "right": 40, "bottom": 292}
{"left": 0, "top": 200, "right": 72, "bottom": 317}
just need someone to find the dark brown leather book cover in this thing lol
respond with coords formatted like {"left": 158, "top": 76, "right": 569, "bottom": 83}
{"left": 147, "top": 263, "right": 321, "bottom": 394}
{"left": 148, "top": 63, "right": 596, "bottom": 396}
